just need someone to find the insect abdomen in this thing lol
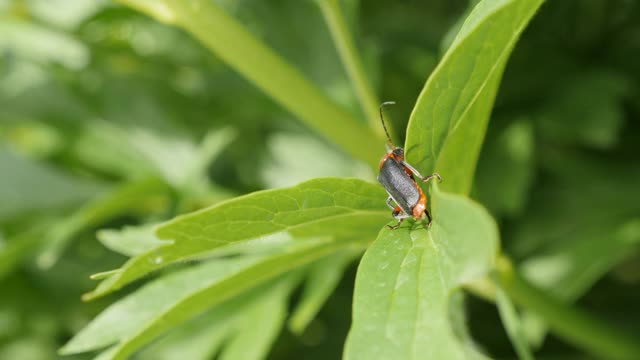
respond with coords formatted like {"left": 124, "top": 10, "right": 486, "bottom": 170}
{"left": 377, "top": 159, "right": 420, "bottom": 214}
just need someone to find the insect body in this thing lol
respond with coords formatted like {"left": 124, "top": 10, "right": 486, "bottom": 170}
{"left": 377, "top": 102, "right": 441, "bottom": 229}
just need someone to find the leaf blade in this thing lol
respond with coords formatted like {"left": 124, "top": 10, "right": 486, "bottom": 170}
{"left": 62, "top": 239, "right": 343, "bottom": 359}
{"left": 85, "top": 178, "right": 387, "bottom": 300}
{"left": 405, "top": 0, "right": 544, "bottom": 195}
{"left": 344, "top": 184, "right": 499, "bottom": 359}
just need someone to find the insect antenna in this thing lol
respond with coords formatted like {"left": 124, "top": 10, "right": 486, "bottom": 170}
{"left": 379, "top": 101, "right": 396, "bottom": 148}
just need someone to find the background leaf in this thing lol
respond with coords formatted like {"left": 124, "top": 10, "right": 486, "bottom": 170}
{"left": 0, "top": 147, "right": 104, "bottom": 221}
{"left": 288, "top": 249, "right": 358, "bottom": 334}
{"left": 115, "top": 0, "right": 384, "bottom": 167}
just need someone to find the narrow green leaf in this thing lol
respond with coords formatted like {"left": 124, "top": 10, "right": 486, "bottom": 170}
{"left": 85, "top": 178, "right": 387, "bottom": 300}
{"left": 62, "top": 240, "right": 343, "bottom": 360}
{"left": 115, "top": 0, "right": 383, "bottom": 167}
{"left": 136, "top": 305, "right": 233, "bottom": 360}
{"left": 405, "top": 0, "right": 544, "bottom": 195}
{"left": 61, "top": 256, "right": 263, "bottom": 355}
{"left": 497, "top": 258, "right": 640, "bottom": 360}
{"left": 495, "top": 277, "right": 534, "bottom": 360}
{"left": 219, "top": 278, "right": 293, "bottom": 360}
{"left": 0, "top": 147, "right": 103, "bottom": 221}
{"left": 315, "top": 0, "right": 381, "bottom": 131}
{"left": 36, "top": 177, "right": 170, "bottom": 268}
{"left": 344, "top": 184, "right": 499, "bottom": 360}
{"left": 136, "top": 275, "right": 296, "bottom": 360}
{"left": 73, "top": 122, "right": 234, "bottom": 190}
{"left": 288, "top": 250, "right": 357, "bottom": 334}
{"left": 0, "top": 222, "right": 50, "bottom": 280}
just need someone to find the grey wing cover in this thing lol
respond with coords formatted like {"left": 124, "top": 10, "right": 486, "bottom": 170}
{"left": 377, "top": 159, "right": 420, "bottom": 214}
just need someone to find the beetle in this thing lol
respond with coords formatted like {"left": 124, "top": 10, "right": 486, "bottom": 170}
{"left": 377, "top": 101, "right": 441, "bottom": 229}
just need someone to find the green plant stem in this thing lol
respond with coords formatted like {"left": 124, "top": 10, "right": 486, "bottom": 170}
{"left": 468, "top": 256, "right": 640, "bottom": 360}
{"left": 115, "top": 0, "right": 382, "bottom": 168}
{"left": 494, "top": 277, "right": 534, "bottom": 360}
{"left": 316, "top": 0, "right": 381, "bottom": 134}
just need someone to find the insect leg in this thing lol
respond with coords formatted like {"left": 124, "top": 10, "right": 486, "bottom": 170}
{"left": 420, "top": 173, "right": 441, "bottom": 183}
{"left": 400, "top": 161, "right": 441, "bottom": 183}
{"left": 386, "top": 196, "right": 396, "bottom": 211}
{"left": 424, "top": 209, "right": 433, "bottom": 228}
{"left": 387, "top": 207, "right": 409, "bottom": 230}
{"left": 387, "top": 218, "right": 404, "bottom": 230}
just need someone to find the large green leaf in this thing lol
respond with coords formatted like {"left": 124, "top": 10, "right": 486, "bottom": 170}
{"left": 404, "top": 0, "right": 544, "bottom": 195}
{"left": 85, "top": 178, "right": 387, "bottom": 300}
{"left": 344, "top": 184, "right": 499, "bottom": 360}
{"left": 115, "top": 0, "right": 383, "bottom": 167}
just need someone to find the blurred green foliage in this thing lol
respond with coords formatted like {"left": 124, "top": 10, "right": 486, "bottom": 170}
{"left": 1, "top": 0, "right": 639, "bottom": 359}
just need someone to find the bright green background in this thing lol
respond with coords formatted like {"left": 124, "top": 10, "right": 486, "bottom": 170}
{"left": 1, "top": 0, "right": 640, "bottom": 359}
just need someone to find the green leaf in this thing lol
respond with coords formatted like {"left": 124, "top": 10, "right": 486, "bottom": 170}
{"left": 512, "top": 150, "right": 640, "bottom": 301}
{"left": 62, "top": 240, "right": 339, "bottom": 360}
{"left": 97, "top": 224, "right": 169, "bottom": 257}
{"left": 34, "top": 177, "right": 170, "bottom": 268}
{"left": 27, "top": 0, "right": 107, "bottom": 30}
{"left": 344, "top": 184, "right": 499, "bottom": 360}
{"left": 0, "top": 222, "right": 51, "bottom": 280}
{"left": 0, "top": 20, "right": 89, "bottom": 70}
{"left": 405, "top": 0, "right": 544, "bottom": 195}
{"left": 261, "top": 132, "right": 371, "bottom": 189}
{"left": 497, "top": 258, "right": 640, "bottom": 360}
{"left": 115, "top": 0, "right": 383, "bottom": 167}
{"left": 218, "top": 277, "right": 293, "bottom": 360}
{"left": 288, "top": 249, "right": 357, "bottom": 334}
{"left": 0, "top": 147, "right": 104, "bottom": 221}
{"left": 136, "top": 304, "right": 234, "bottom": 360}
{"left": 73, "top": 122, "right": 234, "bottom": 189}
{"left": 315, "top": 0, "right": 381, "bottom": 130}
{"left": 61, "top": 255, "right": 265, "bottom": 356}
{"left": 85, "top": 177, "right": 387, "bottom": 300}
{"left": 136, "top": 276, "right": 295, "bottom": 360}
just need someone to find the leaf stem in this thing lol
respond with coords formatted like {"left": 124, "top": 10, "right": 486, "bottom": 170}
{"left": 316, "top": 0, "right": 381, "bottom": 134}
{"left": 468, "top": 256, "right": 640, "bottom": 360}
{"left": 115, "top": 0, "right": 383, "bottom": 168}
{"left": 494, "top": 276, "right": 534, "bottom": 360}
